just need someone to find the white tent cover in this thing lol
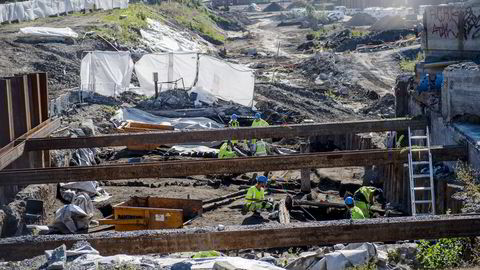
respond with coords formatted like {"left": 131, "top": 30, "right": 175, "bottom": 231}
{"left": 134, "top": 53, "right": 198, "bottom": 96}
{"left": 80, "top": 51, "right": 134, "bottom": 97}
{"left": 135, "top": 53, "right": 254, "bottom": 107}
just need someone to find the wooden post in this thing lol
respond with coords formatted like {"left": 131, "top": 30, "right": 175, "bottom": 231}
{"left": 300, "top": 141, "right": 311, "bottom": 193}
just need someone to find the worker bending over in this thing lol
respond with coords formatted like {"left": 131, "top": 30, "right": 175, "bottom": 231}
{"left": 229, "top": 114, "right": 240, "bottom": 145}
{"left": 250, "top": 112, "right": 269, "bottom": 155}
{"left": 218, "top": 140, "right": 237, "bottom": 159}
{"left": 344, "top": 196, "right": 365, "bottom": 220}
{"left": 353, "top": 186, "right": 384, "bottom": 218}
{"left": 242, "top": 176, "right": 273, "bottom": 216}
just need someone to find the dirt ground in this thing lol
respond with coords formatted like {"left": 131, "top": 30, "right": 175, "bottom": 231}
{"left": 1, "top": 7, "right": 410, "bottom": 234}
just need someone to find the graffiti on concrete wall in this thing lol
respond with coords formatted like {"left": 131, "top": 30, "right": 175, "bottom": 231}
{"left": 429, "top": 6, "right": 480, "bottom": 40}
{"left": 429, "top": 6, "right": 461, "bottom": 39}
{"left": 464, "top": 7, "right": 480, "bottom": 40}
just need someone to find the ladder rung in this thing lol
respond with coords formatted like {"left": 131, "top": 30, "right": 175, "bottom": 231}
{"left": 413, "top": 174, "right": 430, "bottom": 178}
{"left": 411, "top": 148, "right": 429, "bottom": 152}
{"left": 414, "top": 200, "right": 433, "bottom": 204}
{"left": 411, "top": 136, "right": 428, "bottom": 139}
{"left": 413, "top": 187, "right": 432, "bottom": 191}
{"left": 411, "top": 161, "right": 430, "bottom": 165}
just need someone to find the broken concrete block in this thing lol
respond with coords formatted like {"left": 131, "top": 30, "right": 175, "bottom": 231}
{"left": 80, "top": 119, "right": 96, "bottom": 137}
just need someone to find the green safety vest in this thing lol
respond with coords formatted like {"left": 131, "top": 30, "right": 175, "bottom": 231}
{"left": 350, "top": 206, "right": 365, "bottom": 220}
{"left": 251, "top": 119, "right": 269, "bottom": 144}
{"left": 245, "top": 185, "right": 265, "bottom": 211}
{"left": 255, "top": 140, "right": 267, "bottom": 156}
{"left": 218, "top": 143, "right": 237, "bottom": 159}
{"left": 229, "top": 120, "right": 239, "bottom": 144}
{"left": 355, "top": 200, "right": 371, "bottom": 218}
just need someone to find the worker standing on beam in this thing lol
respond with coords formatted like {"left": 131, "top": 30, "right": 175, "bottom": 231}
{"left": 228, "top": 114, "right": 240, "bottom": 145}
{"left": 345, "top": 196, "right": 365, "bottom": 220}
{"left": 242, "top": 175, "right": 273, "bottom": 216}
{"left": 353, "top": 186, "right": 384, "bottom": 218}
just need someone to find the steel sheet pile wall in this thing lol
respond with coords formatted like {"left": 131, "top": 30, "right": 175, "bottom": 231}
{"left": 0, "top": 73, "right": 49, "bottom": 204}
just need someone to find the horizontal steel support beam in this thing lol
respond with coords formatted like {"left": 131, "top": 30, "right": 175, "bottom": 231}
{"left": 24, "top": 118, "right": 427, "bottom": 150}
{"left": 0, "top": 145, "right": 465, "bottom": 185}
{"left": 0, "top": 118, "right": 60, "bottom": 170}
{"left": 1, "top": 215, "right": 479, "bottom": 261}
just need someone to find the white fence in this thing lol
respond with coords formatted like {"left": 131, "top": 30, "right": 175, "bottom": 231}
{"left": 0, "top": 0, "right": 128, "bottom": 24}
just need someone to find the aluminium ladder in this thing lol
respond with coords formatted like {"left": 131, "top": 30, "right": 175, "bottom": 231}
{"left": 408, "top": 126, "right": 435, "bottom": 216}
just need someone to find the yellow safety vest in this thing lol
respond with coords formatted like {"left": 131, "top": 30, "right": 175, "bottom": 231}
{"left": 229, "top": 120, "right": 240, "bottom": 144}
{"left": 251, "top": 119, "right": 269, "bottom": 144}
{"left": 245, "top": 185, "right": 265, "bottom": 211}
{"left": 218, "top": 143, "right": 237, "bottom": 159}
{"left": 255, "top": 140, "right": 267, "bottom": 156}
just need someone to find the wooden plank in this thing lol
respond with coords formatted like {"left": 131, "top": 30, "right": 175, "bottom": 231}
{"left": 25, "top": 118, "right": 429, "bottom": 150}
{"left": 278, "top": 199, "right": 290, "bottom": 224}
{"left": 1, "top": 215, "right": 480, "bottom": 261}
{"left": 0, "top": 119, "right": 61, "bottom": 170}
{"left": 98, "top": 219, "right": 147, "bottom": 225}
{"left": 10, "top": 77, "right": 28, "bottom": 139}
{"left": 0, "top": 146, "right": 466, "bottom": 185}
{"left": 147, "top": 197, "right": 203, "bottom": 220}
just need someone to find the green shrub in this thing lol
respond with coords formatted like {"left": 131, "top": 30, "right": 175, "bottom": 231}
{"left": 416, "top": 238, "right": 468, "bottom": 269}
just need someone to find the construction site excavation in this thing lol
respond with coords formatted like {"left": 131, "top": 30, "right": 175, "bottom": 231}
{"left": 2, "top": 0, "right": 480, "bottom": 269}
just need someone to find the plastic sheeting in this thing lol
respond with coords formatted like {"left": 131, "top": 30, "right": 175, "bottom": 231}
{"left": 19, "top": 26, "right": 78, "bottom": 38}
{"left": 111, "top": 107, "right": 224, "bottom": 130}
{"left": 197, "top": 55, "right": 255, "bottom": 107}
{"left": 54, "top": 204, "right": 90, "bottom": 233}
{"left": 134, "top": 53, "right": 255, "bottom": 107}
{"left": 80, "top": 51, "right": 134, "bottom": 97}
{"left": 73, "top": 254, "right": 284, "bottom": 269}
{"left": 134, "top": 53, "right": 198, "bottom": 96}
{"left": 0, "top": 0, "right": 127, "bottom": 24}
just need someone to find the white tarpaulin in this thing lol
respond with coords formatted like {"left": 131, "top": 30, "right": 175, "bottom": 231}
{"left": 19, "top": 26, "right": 78, "bottom": 38}
{"left": 134, "top": 53, "right": 198, "bottom": 96}
{"left": 134, "top": 53, "right": 255, "bottom": 107}
{"left": 0, "top": 0, "right": 127, "bottom": 24}
{"left": 111, "top": 107, "right": 224, "bottom": 130}
{"left": 197, "top": 55, "right": 254, "bottom": 107}
{"left": 80, "top": 51, "right": 134, "bottom": 97}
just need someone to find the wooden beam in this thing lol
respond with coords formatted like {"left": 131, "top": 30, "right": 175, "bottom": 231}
{"left": 0, "top": 118, "right": 61, "bottom": 170}
{"left": 24, "top": 118, "right": 428, "bottom": 151}
{"left": 0, "top": 214, "right": 479, "bottom": 261}
{"left": 0, "top": 145, "right": 466, "bottom": 185}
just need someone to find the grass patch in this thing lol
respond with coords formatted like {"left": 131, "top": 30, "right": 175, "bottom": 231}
{"left": 93, "top": 1, "right": 225, "bottom": 45}
{"left": 351, "top": 29, "right": 370, "bottom": 37}
{"left": 399, "top": 51, "right": 424, "bottom": 73}
{"left": 417, "top": 238, "right": 469, "bottom": 269}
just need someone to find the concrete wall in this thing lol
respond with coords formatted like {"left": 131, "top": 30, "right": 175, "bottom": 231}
{"left": 423, "top": 5, "right": 480, "bottom": 61}
{"left": 442, "top": 63, "right": 480, "bottom": 121}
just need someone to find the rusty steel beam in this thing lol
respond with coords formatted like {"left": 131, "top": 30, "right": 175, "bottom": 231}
{"left": 0, "top": 118, "right": 61, "bottom": 170}
{"left": 24, "top": 118, "right": 427, "bottom": 151}
{"left": 1, "top": 214, "right": 480, "bottom": 261}
{"left": 0, "top": 145, "right": 465, "bottom": 185}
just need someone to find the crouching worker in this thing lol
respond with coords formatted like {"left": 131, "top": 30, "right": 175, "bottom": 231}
{"left": 242, "top": 176, "right": 273, "bottom": 216}
{"left": 353, "top": 186, "right": 384, "bottom": 218}
{"left": 218, "top": 140, "right": 237, "bottom": 159}
{"left": 345, "top": 196, "right": 365, "bottom": 220}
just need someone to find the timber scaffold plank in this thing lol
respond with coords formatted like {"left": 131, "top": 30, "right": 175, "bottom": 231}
{"left": 0, "top": 145, "right": 466, "bottom": 185}
{"left": 24, "top": 118, "right": 427, "bottom": 150}
{"left": 0, "top": 214, "right": 480, "bottom": 261}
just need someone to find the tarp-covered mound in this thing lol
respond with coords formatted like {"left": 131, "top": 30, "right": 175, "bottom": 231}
{"left": 369, "top": 15, "right": 412, "bottom": 32}
{"left": 347, "top": 13, "right": 377, "bottom": 26}
{"left": 263, "top": 2, "right": 285, "bottom": 12}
